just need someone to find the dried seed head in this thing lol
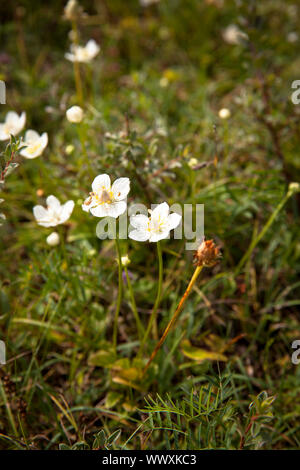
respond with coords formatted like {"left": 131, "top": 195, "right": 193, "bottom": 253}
{"left": 17, "top": 397, "right": 27, "bottom": 419}
{"left": 193, "top": 238, "right": 220, "bottom": 267}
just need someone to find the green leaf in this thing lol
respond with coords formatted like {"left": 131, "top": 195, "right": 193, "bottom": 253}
{"left": 181, "top": 340, "right": 227, "bottom": 362}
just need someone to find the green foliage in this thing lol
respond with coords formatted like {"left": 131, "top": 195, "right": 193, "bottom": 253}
{"left": 141, "top": 373, "right": 276, "bottom": 450}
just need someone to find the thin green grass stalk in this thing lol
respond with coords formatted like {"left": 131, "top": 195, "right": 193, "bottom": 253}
{"left": 138, "top": 241, "right": 163, "bottom": 356}
{"left": 0, "top": 379, "right": 18, "bottom": 437}
{"left": 113, "top": 236, "right": 123, "bottom": 351}
{"left": 124, "top": 265, "right": 144, "bottom": 341}
{"left": 235, "top": 183, "right": 299, "bottom": 274}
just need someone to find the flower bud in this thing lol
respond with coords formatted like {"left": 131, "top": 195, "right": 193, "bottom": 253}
{"left": 188, "top": 158, "right": 198, "bottom": 169}
{"left": 46, "top": 232, "right": 60, "bottom": 247}
{"left": 288, "top": 182, "right": 300, "bottom": 195}
{"left": 121, "top": 255, "right": 131, "bottom": 267}
{"left": 218, "top": 108, "right": 231, "bottom": 119}
{"left": 66, "top": 106, "right": 84, "bottom": 123}
{"left": 65, "top": 144, "right": 74, "bottom": 154}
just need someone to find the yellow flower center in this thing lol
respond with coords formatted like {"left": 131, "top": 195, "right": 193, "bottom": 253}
{"left": 4, "top": 123, "right": 14, "bottom": 135}
{"left": 93, "top": 187, "right": 114, "bottom": 205}
{"left": 26, "top": 142, "right": 41, "bottom": 154}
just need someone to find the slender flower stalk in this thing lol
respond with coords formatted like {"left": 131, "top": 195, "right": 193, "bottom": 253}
{"left": 142, "top": 239, "right": 220, "bottom": 376}
{"left": 71, "top": 21, "right": 83, "bottom": 105}
{"left": 138, "top": 241, "right": 163, "bottom": 355}
{"left": 113, "top": 236, "right": 123, "bottom": 351}
{"left": 129, "top": 202, "right": 182, "bottom": 351}
{"left": 124, "top": 264, "right": 144, "bottom": 341}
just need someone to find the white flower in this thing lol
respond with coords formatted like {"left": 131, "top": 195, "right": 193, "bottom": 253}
{"left": 20, "top": 130, "right": 48, "bottom": 159}
{"left": 82, "top": 174, "right": 130, "bottom": 218}
{"left": 46, "top": 232, "right": 60, "bottom": 246}
{"left": 33, "top": 195, "right": 74, "bottom": 227}
{"left": 129, "top": 202, "right": 181, "bottom": 243}
{"left": 222, "top": 25, "right": 248, "bottom": 45}
{"left": 65, "top": 39, "right": 100, "bottom": 63}
{"left": 66, "top": 105, "right": 84, "bottom": 123}
{"left": 218, "top": 108, "right": 231, "bottom": 119}
{"left": 0, "top": 111, "right": 26, "bottom": 141}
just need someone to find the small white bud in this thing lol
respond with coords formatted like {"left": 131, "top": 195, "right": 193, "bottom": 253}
{"left": 121, "top": 255, "right": 131, "bottom": 267}
{"left": 65, "top": 144, "right": 74, "bottom": 154}
{"left": 218, "top": 108, "right": 231, "bottom": 119}
{"left": 188, "top": 158, "right": 198, "bottom": 168}
{"left": 46, "top": 232, "right": 60, "bottom": 246}
{"left": 66, "top": 105, "right": 84, "bottom": 123}
{"left": 288, "top": 182, "right": 300, "bottom": 194}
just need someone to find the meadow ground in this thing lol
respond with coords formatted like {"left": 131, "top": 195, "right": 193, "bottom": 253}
{"left": 0, "top": 0, "right": 300, "bottom": 450}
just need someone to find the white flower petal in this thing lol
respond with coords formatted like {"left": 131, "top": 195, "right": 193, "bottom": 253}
{"left": 112, "top": 177, "right": 130, "bottom": 201}
{"left": 40, "top": 132, "right": 48, "bottom": 148}
{"left": 33, "top": 205, "right": 48, "bottom": 221}
{"left": 129, "top": 229, "right": 149, "bottom": 242}
{"left": 6, "top": 111, "right": 19, "bottom": 124}
{"left": 130, "top": 214, "right": 149, "bottom": 230}
{"left": 106, "top": 201, "right": 127, "bottom": 218}
{"left": 18, "top": 112, "right": 26, "bottom": 132}
{"left": 151, "top": 202, "right": 170, "bottom": 221}
{"left": 86, "top": 39, "right": 100, "bottom": 57}
{"left": 39, "top": 220, "right": 56, "bottom": 228}
{"left": 46, "top": 195, "right": 61, "bottom": 210}
{"left": 149, "top": 230, "right": 170, "bottom": 242}
{"left": 168, "top": 212, "right": 182, "bottom": 230}
{"left": 82, "top": 203, "right": 90, "bottom": 212}
{"left": 90, "top": 204, "right": 111, "bottom": 218}
{"left": 82, "top": 195, "right": 96, "bottom": 212}
{"left": 20, "top": 147, "right": 41, "bottom": 159}
{"left": 60, "top": 200, "right": 75, "bottom": 223}
{"left": 24, "top": 129, "right": 40, "bottom": 144}
{"left": 0, "top": 124, "right": 8, "bottom": 141}
{"left": 92, "top": 174, "right": 111, "bottom": 193}
{"left": 65, "top": 52, "right": 75, "bottom": 62}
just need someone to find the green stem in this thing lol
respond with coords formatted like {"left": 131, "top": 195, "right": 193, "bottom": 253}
{"left": 113, "top": 237, "right": 123, "bottom": 351}
{"left": 0, "top": 379, "right": 18, "bottom": 437}
{"left": 124, "top": 266, "right": 144, "bottom": 341}
{"left": 138, "top": 241, "right": 163, "bottom": 356}
{"left": 77, "top": 124, "right": 93, "bottom": 177}
{"left": 235, "top": 186, "right": 295, "bottom": 275}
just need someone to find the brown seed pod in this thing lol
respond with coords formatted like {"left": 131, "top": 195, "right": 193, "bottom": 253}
{"left": 193, "top": 238, "right": 221, "bottom": 267}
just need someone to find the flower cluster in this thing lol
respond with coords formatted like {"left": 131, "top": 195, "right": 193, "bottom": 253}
{"left": 0, "top": 111, "right": 48, "bottom": 159}
{"left": 81, "top": 174, "right": 182, "bottom": 241}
